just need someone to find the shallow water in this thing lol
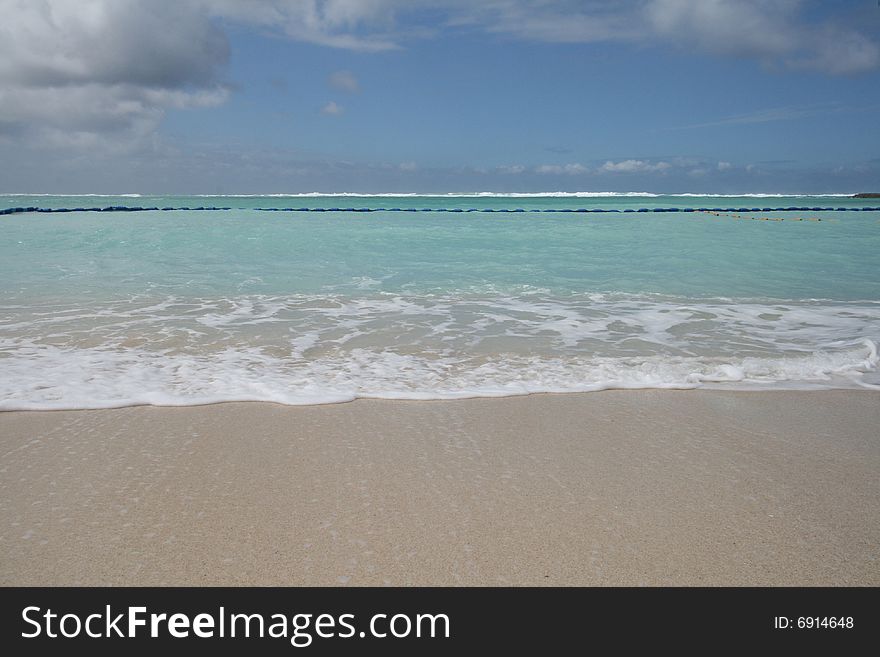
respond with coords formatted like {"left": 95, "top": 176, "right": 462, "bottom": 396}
{"left": 2, "top": 194, "right": 878, "bottom": 409}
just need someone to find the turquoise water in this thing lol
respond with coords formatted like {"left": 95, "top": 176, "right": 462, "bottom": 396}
{"left": 2, "top": 194, "right": 878, "bottom": 409}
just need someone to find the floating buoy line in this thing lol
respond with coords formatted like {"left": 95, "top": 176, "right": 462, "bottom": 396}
{"left": 2, "top": 205, "right": 878, "bottom": 216}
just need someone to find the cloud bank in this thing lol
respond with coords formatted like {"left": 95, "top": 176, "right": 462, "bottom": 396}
{"left": 0, "top": 0, "right": 877, "bottom": 193}
{"left": 2, "top": 0, "right": 876, "bottom": 152}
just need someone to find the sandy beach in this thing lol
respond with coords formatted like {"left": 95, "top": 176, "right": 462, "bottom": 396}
{"left": 1, "top": 390, "right": 878, "bottom": 586}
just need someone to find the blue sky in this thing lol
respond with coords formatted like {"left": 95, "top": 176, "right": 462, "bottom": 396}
{"left": 1, "top": 1, "right": 879, "bottom": 193}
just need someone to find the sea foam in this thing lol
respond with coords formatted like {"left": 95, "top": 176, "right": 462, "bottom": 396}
{"left": 1, "top": 293, "right": 877, "bottom": 410}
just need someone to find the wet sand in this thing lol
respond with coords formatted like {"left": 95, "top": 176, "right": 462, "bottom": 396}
{"left": 1, "top": 390, "right": 878, "bottom": 586}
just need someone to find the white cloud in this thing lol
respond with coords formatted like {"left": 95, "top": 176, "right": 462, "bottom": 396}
{"left": 321, "top": 101, "right": 344, "bottom": 115}
{"left": 535, "top": 163, "right": 588, "bottom": 175}
{"left": 794, "top": 26, "right": 880, "bottom": 75}
{"left": 0, "top": 1, "right": 228, "bottom": 88}
{"left": 459, "top": 1, "right": 643, "bottom": 44}
{"left": 717, "top": 161, "right": 732, "bottom": 171}
{"left": 497, "top": 164, "right": 526, "bottom": 174}
{"left": 202, "top": 0, "right": 402, "bottom": 52}
{"left": 0, "top": 84, "right": 227, "bottom": 151}
{"left": 645, "top": 0, "right": 878, "bottom": 75}
{"left": 329, "top": 70, "right": 360, "bottom": 92}
{"left": 0, "top": 0, "right": 229, "bottom": 150}
{"left": 600, "top": 159, "right": 671, "bottom": 173}
{"left": 398, "top": 161, "right": 417, "bottom": 170}
{"left": 646, "top": 0, "right": 798, "bottom": 59}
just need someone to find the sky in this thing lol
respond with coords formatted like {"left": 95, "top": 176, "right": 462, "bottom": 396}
{"left": 1, "top": 0, "right": 879, "bottom": 194}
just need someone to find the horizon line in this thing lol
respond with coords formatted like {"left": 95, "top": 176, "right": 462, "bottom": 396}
{"left": 0, "top": 191, "right": 866, "bottom": 198}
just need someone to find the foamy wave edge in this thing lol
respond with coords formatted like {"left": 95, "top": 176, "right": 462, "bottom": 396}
{"left": 1, "top": 340, "right": 876, "bottom": 412}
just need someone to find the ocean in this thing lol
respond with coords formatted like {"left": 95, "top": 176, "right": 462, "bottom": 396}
{"left": 1, "top": 193, "right": 878, "bottom": 410}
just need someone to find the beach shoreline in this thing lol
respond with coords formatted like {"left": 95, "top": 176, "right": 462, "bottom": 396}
{"left": 1, "top": 389, "right": 878, "bottom": 586}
